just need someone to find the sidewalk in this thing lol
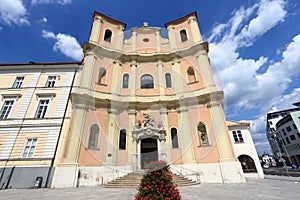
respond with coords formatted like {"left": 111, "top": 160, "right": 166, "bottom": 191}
{"left": 1, "top": 177, "right": 300, "bottom": 200}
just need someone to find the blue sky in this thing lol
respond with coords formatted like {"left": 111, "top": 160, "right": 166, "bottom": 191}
{"left": 1, "top": 0, "right": 300, "bottom": 155}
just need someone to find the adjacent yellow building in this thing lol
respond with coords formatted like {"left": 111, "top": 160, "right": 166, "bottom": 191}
{"left": 0, "top": 62, "right": 81, "bottom": 188}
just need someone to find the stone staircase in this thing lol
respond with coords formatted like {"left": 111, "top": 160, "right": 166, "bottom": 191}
{"left": 103, "top": 171, "right": 199, "bottom": 188}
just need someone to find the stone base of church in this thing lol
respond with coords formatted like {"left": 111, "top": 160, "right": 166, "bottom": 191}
{"left": 51, "top": 164, "right": 79, "bottom": 188}
{"left": 170, "top": 161, "right": 246, "bottom": 183}
{"left": 51, "top": 161, "right": 248, "bottom": 188}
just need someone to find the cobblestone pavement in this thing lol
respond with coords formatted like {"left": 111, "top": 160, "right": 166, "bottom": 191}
{"left": 1, "top": 176, "right": 299, "bottom": 200}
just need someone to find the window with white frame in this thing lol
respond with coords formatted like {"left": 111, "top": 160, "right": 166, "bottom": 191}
{"left": 232, "top": 130, "right": 244, "bottom": 143}
{"left": 12, "top": 77, "right": 24, "bottom": 88}
{"left": 22, "top": 138, "right": 37, "bottom": 158}
{"left": 0, "top": 100, "right": 14, "bottom": 119}
{"left": 35, "top": 99, "right": 50, "bottom": 118}
{"left": 45, "top": 76, "right": 57, "bottom": 87}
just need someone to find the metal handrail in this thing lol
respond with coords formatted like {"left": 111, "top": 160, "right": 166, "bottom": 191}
{"left": 170, "top": 164, "right": 201, "bottom": 183}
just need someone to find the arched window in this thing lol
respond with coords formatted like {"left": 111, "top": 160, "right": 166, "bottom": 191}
{"left": 122, "top": 74, "right": 129, "bottom": 88}
{"left": 104, "top": 29, "right": 112, "bottom": 43}
{"left": 180, "top": 29, "right": 188, "bottom": 42}
{"left": 171, "top": 128, "right": 179, "bottom": 148}
{"left": 165, "top": 73, "right": 172, "bottom": 88}
{"left": 98, "top": 67, "right": 106, "bottom": 85}
{"left": 140, "top": 74, "right": 154, "bottom": 89}
{"left": 119, "top": 129, "right": 126, "bottom": 150}
{"left": 187, "top": 67, "right": 196, "bottom": 83}
{"left": 88, "top": 124, "right": 100, "bottom": 149}
{"left": 238, "top": 155, "right": 257, "bottom": 173}
{"left": 198, "top": 122, "right": 208, "bottom": 146}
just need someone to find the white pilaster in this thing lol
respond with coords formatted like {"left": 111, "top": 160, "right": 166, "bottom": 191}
{"left": 157, "top": 60, "right": 165, "bottom": 96}
{"left": 155, "top": 30, "right": 161, "bottom": 53}
{"left": 188, "top": 17, "right": 202, "bottom": 43}
{"left": 196, "top": 53, "right": 215, "bottom": 87}
{"left": 167, "top": 26, "right": 177, "bottom": 50}
{"left": 89, "top": 16, "right": 102, "bottom": 43}
{"left": 130, "top": 62, "right": 137, "bottom": 96}
{"left": 116, "top": 25, "right": 124, "bottom": 50}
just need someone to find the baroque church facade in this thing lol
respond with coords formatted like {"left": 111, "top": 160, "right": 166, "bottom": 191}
{"left": 0, "top": 11, "right": 263, "bottom": 189}
{"left": 51, "top": 12, "right": 249, "bottom": 187}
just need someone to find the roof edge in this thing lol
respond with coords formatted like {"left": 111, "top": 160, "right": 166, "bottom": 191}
{"left": 94, "top": 11, "right": 127, "bottom": 28}
{"left": 165, "top": 12, "right": 198, "bottom": 27}
{"left": 0, "top": 61, "right": 82, "bottom": 66}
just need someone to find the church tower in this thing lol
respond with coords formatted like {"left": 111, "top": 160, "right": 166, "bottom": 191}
{"left": 51, "top": 12, "right": 245, "bottom": 188}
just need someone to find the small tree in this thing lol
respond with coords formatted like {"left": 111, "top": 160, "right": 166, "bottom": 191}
{"left": 135, "top": 160, "right": 182, "bottom": 200}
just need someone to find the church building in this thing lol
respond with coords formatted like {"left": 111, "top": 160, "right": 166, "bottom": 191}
{"left": 51, "top": 12, "right": 250, "bottom": 188}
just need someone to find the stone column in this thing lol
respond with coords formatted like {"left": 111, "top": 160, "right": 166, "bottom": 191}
{"left": 132, "top": 139, "right": 138, "bottom": 171}
{"left": 89, "top": 16, "right": 102, "bottom": 43}
{"left": 160, "top": 108, "right": 170, "bottom": 162}
{"left": 196, "top": 53, "right": 215, "bottom": 87}
{"left": 157, "top": 60, "right": 165, "bottom": 96}
{"left": 177, "top": 107, "right": 196, "bottom": 164}
{"left": 159, "top": 139, "right": 167, "bottom": 161}
{"left": 128, "top": 109, "right": 136, "bottom": 168}
{"left": 167, "top": 26, "right": 177, "bottom": 50}
{"left": 188, "top": 17, "right": 202, "bottom": 43}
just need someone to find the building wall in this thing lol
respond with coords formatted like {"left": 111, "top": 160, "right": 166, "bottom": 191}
{"left": 276, "top": 111, "right": 300, "bottom": 166}
{"left": 52, "top": 12, "right": 246, "bottom": 187}
{"left": 228, "top": 122, "right": 264, "bottom": 179}
{"left": 0, "top": 63, "right": 80, "bottom": 188}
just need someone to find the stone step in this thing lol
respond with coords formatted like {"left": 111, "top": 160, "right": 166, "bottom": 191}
{"left": 103, "top": 171, "right": 199, "bottom": 188}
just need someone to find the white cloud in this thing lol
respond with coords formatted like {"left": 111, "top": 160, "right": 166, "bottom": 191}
{"left": 207, "top": 0, "right": 299, "bottom": 154}
{"left": 31, "top": 0, "right": 72, "bottom": 5}
{"left": 38, "top": 17, "right": 48, "bottom": 23}
{"left": 42, "top": 29, "right": 83, "bottom": 61}
{"left": 238, "top": 0, "right": 287, "bottom": 47}
{"left": 0, "top": 0, "right": 30, "bottom": 26}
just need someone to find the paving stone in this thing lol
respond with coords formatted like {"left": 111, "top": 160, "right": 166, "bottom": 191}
{"left": 1, "top": 176, "right": 300, "bottom": 200}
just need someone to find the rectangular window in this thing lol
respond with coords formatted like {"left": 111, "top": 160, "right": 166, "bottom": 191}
{"left": 286, "top": 137, "right": 290, "bottom": 144}
{"left": 269, "top": 121, "right": 273, "bottom": 125}
{"left": 45, "top": 76, "right": 56, "bottom": 87}
{"left": 0, "top": 100, "right": 14, "bottom": 119}
{"left": 286, "top": 126, "right": 292, "bottom": 132}
{"left": 290, "top": 135, "right": 296, "bottom": 141}
{"left": 282, "top": 139, "right": 286, "bottom": 145}
{"left": 35, "top": 99, "right": 50, "bottom": 118}
{"left": 270, "top": 128, "right": 275, "bottom": 132}
{"left": 12, "top": 77, "right": 24, "bottom": 88}
{"left": 293, "top": 124, "right": 297, "bottom": 130}
{"left": 22, "top": 138, "right": 37, "bottom": 158}
{"left": 232, "top": 130, "right": 244, "bottom": 143}
{"left": 282, "top": 129, "right": 287, "bottom": 136}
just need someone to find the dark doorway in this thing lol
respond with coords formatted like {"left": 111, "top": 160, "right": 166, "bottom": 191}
{"left": 238, "top": 155, "right": 257, "bottom": 173}
{"left": 141, "top": 138, "right": 158, "bottom": 169}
